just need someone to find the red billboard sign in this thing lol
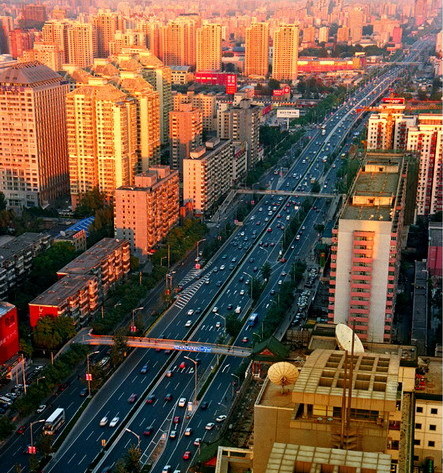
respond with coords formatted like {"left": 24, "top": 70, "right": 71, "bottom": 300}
{"left": 381, "top": 97, "right": 405, "bottom": 104}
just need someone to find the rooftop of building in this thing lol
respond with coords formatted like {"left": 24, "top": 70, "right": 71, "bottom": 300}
{"left": 293, "top": 349, "right": 399, "bottom": 403}
{"left": 429, "top": 221, "right": 442, "bottom": 247}
{"left": 57, "top": 238, "right": 127, "bottom": 275}
{"left": 170, "top": 65, "right": 191, "bottom": 72}
{"left": 119, "top": 75, "right": 155, "bottom": 94}
{"left": 0, "top": 301, "right": 15, "bottom": 317}
{"left": 0, "top": 61, "right": 62, "bottom": 85}
{"left": 29, "top": 274, "right": 97, "bottom": 306}
{"left": 265, "top": 443, "right": 391, "bottom": 473}
{"left": 341, "top": 153, "right": 403, "bottom": 221}
{"left": 416, "top": 356, "right": 442, "bottom": 397}
{"left": 68, "top": 82, "right": 127, "bottom": 101}
{"left": 0, "top": 232, "right": 49, "bottom": 262}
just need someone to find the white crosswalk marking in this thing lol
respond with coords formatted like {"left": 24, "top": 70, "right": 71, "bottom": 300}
{"left": 174, "top": 278, "right": 207, "bottom": 309}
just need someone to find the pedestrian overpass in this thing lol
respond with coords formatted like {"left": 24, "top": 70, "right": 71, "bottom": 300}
{"left": 79, "top": 333, "right": 252, "bottom": 358}
{"left": 235, "top": 189, "right": 338, "bottom": 198}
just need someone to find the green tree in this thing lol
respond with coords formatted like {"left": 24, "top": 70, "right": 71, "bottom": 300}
{"left": 30, "top": 242, "right": 77, "bottom": 292}
{"left": 251, "top": 277, "right": 264, "bottom": 302}
{"left": 74, "top": 188, "right": 107, "bottom": 217}
{"left": 0, "top": 192, "right": 6, "bottom": 211}
{"left": 19, "top": 337, "right": 33, "bottom": 359}
{"left": 225, "top": 313, "right": 243, "bottom": 338}
{"left": 0, "top": 415, "right": 14, "bottom": 440}
{"left": 261, "top": 262, "right": 272, "bottom": 281}
{"left": 110, "top": 328, "right": 128, "bottom": 366}
{"left": 311, "top": 182, "right": 321, "bottom": 193}
{"left": 125, "top": 446, "right": 142, "bottom": 473}
{"left": 113, "top": 460, "right": 129, "bottom": 473}
{"left": 32, "top": 316, "right": 75, "bottom": 351}
{"left": 36, "top": 432, "right": 53, "bottom": 455}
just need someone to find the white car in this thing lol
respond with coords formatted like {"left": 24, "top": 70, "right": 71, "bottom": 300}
{"left": 220, "top": 265, "right": 225, "bottom": 270}
{"left": 184, "top": 427, "right": 192, "bottom": 436}
{"left": 205, "top": 422, "right": 215, "bottom": 430}
{"left": 187, "top": 309, "right": 194, "bottom": 316}
{"left": 239, "top": 290, "right": 245, "bottom": 296}
{"left": 216, "top": 415, "right": 227, "bottom": 423}
{"left": 109, "top": 417, "right": 119, "bottom": 427}
{"left": 178, "top": 397, "right": 187, "bottom": 407}
{"left": 36, "top": 404, "right": 46, "bottom": 414}
{"left": 194, "top": 438, "right": 201, "bottom": 446}
{"left": 212, "top": 307, "right": 218, "bottom": 313}
{"left": 215, "top": 321, "right": 222, "bottom": 328}
{"left": 99, "top": 416, "right": 108, "bottom": 427}
{"left": 185, "top": 320, "right": 192, "bottom": 327}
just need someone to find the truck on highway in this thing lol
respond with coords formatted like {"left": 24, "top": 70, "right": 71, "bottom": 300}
{"left": 247, "top": 313, "right": 259, "bottom": 327}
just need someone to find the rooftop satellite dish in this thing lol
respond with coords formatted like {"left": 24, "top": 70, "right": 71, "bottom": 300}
{"left": 335, "top": 323, "right": 364, "bottom": 354}
{"left": 268, "top": 362, "right": 298, "bottom": 393}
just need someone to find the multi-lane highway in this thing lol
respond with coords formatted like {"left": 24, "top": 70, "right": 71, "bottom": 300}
{"left": 0, "top": 38, "right": 425, "bottom": 473}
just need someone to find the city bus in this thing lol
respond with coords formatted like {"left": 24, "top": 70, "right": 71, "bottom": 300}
{"left": 247, "top": 313, "right": 259, "bottom": 328}
{"left": 43, "top": 408, "right": 65, "bottom": 435}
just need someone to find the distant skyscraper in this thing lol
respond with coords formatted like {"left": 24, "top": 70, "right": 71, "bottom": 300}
{"left": 318, "top": 26, "right": 329, "bottom": 43}
{"left": 272, "top": 24, "right": 299, "bottom": 83}
{"left": 160, "top": 17, "right": 197, "bottom": 67}
{"left": 67, "top": 22, "right": 95, "bottom": 67}
{"left": 245, "top": 22, "right": 269, "bottom": 77}
{"left": 348, "top": 8, "right": 364, "bottom": 43}
{"left": 169, "top": 103, "right": 203, "bottom": 172}
{"left": 8, "top": 29, "right": 36, "bottom": 59}
{"left": 414, "top": 0, "right": 428, "bottom": 27}
{"left": 92, "top": 10, "right": 124, "bottom": 58}
{"left": 337, "top": 26, "right": 350, "bottom": 43}
{"left": 42, "top": 20, "right": 95, "bottom": 67}
{"left": 0, "top": 62, "right": 69, "bottom": 208}
{"left": 21, "top": 4, "right": 47, "bottom": 28}
{"left": 0, "top": 16, "right": 13, "bottom": 54}
{"left": 66, "top": 80, "right": 137, "bottom": 207}
{"left": 196, "top": 23, "right": 222, "bottom": 72}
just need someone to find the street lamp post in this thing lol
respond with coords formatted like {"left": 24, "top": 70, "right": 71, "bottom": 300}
{"left": 86, "top": 350, "right": 100, "bottom": 397}
{"left": 30, "top": 419, "right": 45, "bottom": 453}
{"left": 215, "top": 313, "right": 226, "bottom": 332}
{"left": 36, "top": 376, "right": 46, "bottom": 385}
{"left": 231, "top": 373, "right": 240, "bottom": 397}
{"left": 125, "top": 428, "right": 141, "bottom": 450}
{"left": 131, "top": 307, "right": 143, "bottom": 333}
{"left": 184, "top": 356, "right": 198, "bottom": 407}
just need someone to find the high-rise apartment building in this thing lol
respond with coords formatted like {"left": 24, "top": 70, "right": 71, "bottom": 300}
{"left": 114, "top": 166, "right": 179, "bottom": 258}
{"left": 66, "top": 79, "right": 137, "bottom": 207}
{"left": 196, "top": 23, "right": 222, "bottom": 72}
{"left": 21, "top": 4, "right": 47, "bottom": 27}
{"left": 173, "top": 90, "right": 217, "bottom": 133}
{"left": 218, "top": 99, "right": 261, "bottom": 168}
{"left": 183, "top": 137, "right": 232, "bottom": 215}
{"left": 42, "top": 20, "right": 95, "bottom": 67}
{"left": 367, "top": 107, "right": 416, "bottom": 151}
{"left": 8, "top": 29, "right": 36, "bottom": 58}
{"left": 337, "top": 26, "right": 350, "bottom": 43}
{"left": 117, "top": 71, "right": 161, "bottom": 170}
{"left": 348, "top": 8, "right": 365, "bottom": 43}
{"left": 245, "top": 22, "right": 269, "bottom": 77}
{"left": 0, "top": 16, "right": 14, "bottom": 54}
{"left": 109, "top": 30, "right": 146, "bottom": 56}
{"left": 67, "top": 22, "right": 95, "bottom": 67}
{"left": 169, "top": 103, "right": 203, "bottom": 172}
{"left": 137, "top": 20, "right": 161, "bottom": 58}
{"left": 406, "top": 114, "right": 442, "bottom": 216}
{"left": 92, "top": 10, "right": 124, "bottom": 58}
{"left": 0, "top": 62, "right": 69, "bottom": 208}
{"left": 318, "top": 26, "right": 329, "bottom": 43}
{"left": 160, "top": 17, "right": 197, "bottom": 67}
{"left": 272, "top": 24, "right": 299, "bottom": 83}
{"left": 328, "top": 154, "right": 410, "bottom": 343}
{"left": 20, "top": 42, "right": 64, "bottom": 71}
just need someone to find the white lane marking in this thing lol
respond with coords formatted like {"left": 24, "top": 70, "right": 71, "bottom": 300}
{"left": 78, "top": 454, "right": 87, "bottom": 465}
{"left": 117, "top": 392, "right": 124, "bottom": 400}
{"left": 85, "top": 430, "right": 94, "bottom": 441}
{"left": 67, "top": 453, "right": 76, "bottom": 464}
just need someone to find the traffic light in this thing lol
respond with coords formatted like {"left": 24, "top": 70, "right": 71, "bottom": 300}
{"left": 130, "top": 325, "right": 137, "bottom": 333}
{"left": 28, "top": 445, "right": 37, "bottom": 454}
{"left": 85, "top": 373, "right": 92, "bottom": 381}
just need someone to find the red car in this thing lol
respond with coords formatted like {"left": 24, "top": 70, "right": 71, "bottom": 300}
{"left": 16, "top": 425, "right": 26, "bottom": 434}
{"left": 179, "top": 361, "right": 186, "bottom": 369}
{"left": 146, "top": 394, "right": 156, "bottom": 404}
{"left": 183, "top": 451, "right": 192, "bottom": 460}
{"left": 173, "top": 416, "right": 180, "bottom": 424}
